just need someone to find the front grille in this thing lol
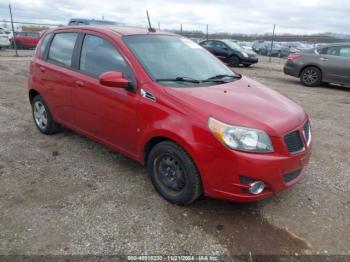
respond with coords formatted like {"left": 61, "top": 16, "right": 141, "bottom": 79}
{"left": 304, "top": 121, "right": 311, "bottom": 144}
{"left": 283, "top": 169, "right": 302, "bottom": 183}
{"left": 284, "top": 131, "right": 304, "bottom": 153}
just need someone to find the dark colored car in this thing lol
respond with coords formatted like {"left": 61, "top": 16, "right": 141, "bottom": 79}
{"left": 68, "top": 18, "right": 118, "bottom": 26}
{"left": 284, "top": 43, "right": 350, "bottom": 87}
{"left": 10, "top": 31, "right": 41, "bottom": 49}
{"left": 28, "top": 26, "right": 311, "bottom": 205}
{"left": 199, "top": 39, "right": 258, "bottom": 67}
{"left": 256, "top": 42, "right": 290, "bottom": 57}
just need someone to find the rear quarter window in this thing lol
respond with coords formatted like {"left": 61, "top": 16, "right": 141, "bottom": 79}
{"left": 48, "top": 33, "right": 78, "bottom": 67}
{"left": 38, "top": 33, "right": 53, "bottom": 59}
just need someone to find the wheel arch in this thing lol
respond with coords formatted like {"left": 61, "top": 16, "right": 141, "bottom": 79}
{"left": 29, "top": 89, "right": 40, "bottom": 104}
{"left": 143, "top": 133, "right": 196, "bottom": 167}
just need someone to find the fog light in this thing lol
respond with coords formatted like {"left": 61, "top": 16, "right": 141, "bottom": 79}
{"left": 249, "top": 181, "right": 265, "bottom": 195}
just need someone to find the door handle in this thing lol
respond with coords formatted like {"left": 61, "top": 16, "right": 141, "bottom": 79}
{"left": 75, "top": 80, "right": 84, "bottom": 87}
{"left": 39, "top": 66, "right": 46, "bottom": 73}
{"left": 320, "top": 57, "right": 328, "bottom": 61}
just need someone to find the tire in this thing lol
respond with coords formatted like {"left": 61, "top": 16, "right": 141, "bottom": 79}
{"left": 147, "top": 141, "right": 202, "bottom": 205}
{"left": 300, "top": 66, "right": 322, "bottom": 87}
{"left": 228, "top": 56, "right": 240, "bottom": 67}
{"left": 243, "top": 64, "right": 251, "bottom": 68}
{"left": 32, "top": 95, "right": 58, "bottom": 134}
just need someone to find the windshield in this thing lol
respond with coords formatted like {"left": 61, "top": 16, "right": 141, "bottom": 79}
{"left": 123, "top": 35, "right": 238, "bottom": 87}
{"left": 222, "top": 40, "right": 242, "bottom": 51}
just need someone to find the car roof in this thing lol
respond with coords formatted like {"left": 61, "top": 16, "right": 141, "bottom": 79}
{"left": 321, "top": 42, "right": 350, "bottom": 48}
{"left": 52, "top": 25, "right": 176, "bottom": 37}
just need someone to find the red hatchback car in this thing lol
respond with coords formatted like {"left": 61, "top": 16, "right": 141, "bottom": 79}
{"left": 28, "top": 26, "right": 312, "bottom": 205}
{"left": 11, "top": 31, "right": 40, "bottom": 49}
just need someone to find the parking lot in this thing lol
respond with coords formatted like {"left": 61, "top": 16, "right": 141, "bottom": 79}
{"left": 0, "top": 49, "right": 349, "bottom": 257}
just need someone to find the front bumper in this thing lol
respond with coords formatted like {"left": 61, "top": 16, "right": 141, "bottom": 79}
{"left": 241, "top": 56, "right": 258, "bottom": 65}
{"left": 196, "top": 121, "right": 312, "bottom": 202}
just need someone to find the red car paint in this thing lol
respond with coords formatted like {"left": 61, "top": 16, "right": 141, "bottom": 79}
{"left": 11, "top": 31, "right": 40, "bottom": 48}
{"left": 28, "top": 26, "right": 311, "bottom": 202}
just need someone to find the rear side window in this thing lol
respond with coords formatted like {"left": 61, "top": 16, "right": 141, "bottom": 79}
{"left": 39, "top": 33, "right": 52, "bottom": 59}
{"left": 48, "top": 33, "right": 78, "bottom": 67}
{"left": 27, "top": 32, "right": 40, "bottom": 38}
{"left": 79, "top": 34, "right": 134, "bottom": 80}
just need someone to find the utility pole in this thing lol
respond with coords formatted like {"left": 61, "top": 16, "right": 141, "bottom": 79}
{"left": 206, "top": 24, "right": 209, "bottom": 40}
{"left": 158, "top": 22, "right": 160, "bottom": 30}
{"left": 180, "top": 24, "right": 182, "bottom": 33}
{"left": 9, "top": 4, "right": 18, "bottom": 57}
{"left": 269, "top": 24, "right": 276, "bottom": 63}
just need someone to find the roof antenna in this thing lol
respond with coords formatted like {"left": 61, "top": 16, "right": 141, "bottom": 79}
{"left": 146, "top": 10, "right": 156, "bottom": 32}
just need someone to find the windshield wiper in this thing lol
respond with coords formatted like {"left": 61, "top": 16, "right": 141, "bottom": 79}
{"left": 155, "top": 76, "right": 201, "bottom": 84}
{"left": 203, "top": 74, "right": 241, "bottom": 82}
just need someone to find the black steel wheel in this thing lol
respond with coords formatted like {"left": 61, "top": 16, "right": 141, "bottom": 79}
{"left": 147, "top": 141, "right": 202, "bottom": 205}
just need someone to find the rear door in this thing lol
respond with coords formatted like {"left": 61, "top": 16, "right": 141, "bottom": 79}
{"left": 319, "top": 46, "right": 350, "bottom": 84}
{"left": 35, "top": 32, "right": 78, "bottom": 125}
{"left": 70, "top": 32, "right": 139, "bottom": 155}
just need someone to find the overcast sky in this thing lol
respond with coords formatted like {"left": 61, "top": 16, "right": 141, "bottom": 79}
{"left": 1, "top": 0, "right": 350, "bottom": 35}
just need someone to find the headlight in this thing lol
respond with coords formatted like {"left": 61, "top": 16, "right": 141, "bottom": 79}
{"left": 208, "top": 117, "right": 274, "bottom": 153}
{"left": 242, "top": 51, "right": 249, "bottom": 58}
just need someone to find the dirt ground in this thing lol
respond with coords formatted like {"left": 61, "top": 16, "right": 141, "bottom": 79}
{"left": 0, "top": 49, "right": 349, "bottom": 258}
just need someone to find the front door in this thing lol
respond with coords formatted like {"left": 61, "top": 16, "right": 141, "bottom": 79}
{"left": 71, "top": 33, "right": 139, "bottom": 155}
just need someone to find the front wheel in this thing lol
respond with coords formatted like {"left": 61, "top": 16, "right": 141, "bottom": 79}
{"left": 147, "top": 141, "right": 202, "bottom": 205}
{"left": 228, "top": 56, "right": 240, "bottom": 67}
{"left": 300, "top": 66, "right": 322, "bottom": 87}
{"left": 32, "top": 95, "right": 58, "bottom": 134}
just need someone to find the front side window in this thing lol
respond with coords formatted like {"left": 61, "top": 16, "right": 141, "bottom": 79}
{"left": 79, "top": 34, "right": 134, "bottom": 81}
{"left": 124, "top": 35, "right": 237, "bottom": 87}
{"left": 48, "top": 33, "right": 78, "bottom": 67}
{"left": 222, "top": 40, "right": 241, "bottom": 51}
{"left": 339, "top": 47, "right": 350, "bottom": 57}
{"left": 201, "top": 40, "right": 214, "bottom": 47}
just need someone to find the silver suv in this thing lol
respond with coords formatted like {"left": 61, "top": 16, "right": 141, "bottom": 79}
{"left": 284, "top": 43, "right": 350, "bottom": 87}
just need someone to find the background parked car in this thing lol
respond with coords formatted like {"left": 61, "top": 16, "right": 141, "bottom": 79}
{"left": 10, "top": 31, "right": 41, "bottom": 49}
{"left": 0, "top": 29, "right": 10, "bottom": 49}
{"left": 68, "top": 18, "right": 118, "bottom": 25}
{"left": 256, "top": 42, "right": 290, "bottom": 57}
{"left": 0, "top": 27, "right": 12, "bottom": 39}
{"left": 284, "top": 43, "right": 350, "bottom": 86}
{"left": 238, "top": 41, "right": 254, "bottom": 51}
{"left": 200, "top": 39, "right": 258, "bottom": 67}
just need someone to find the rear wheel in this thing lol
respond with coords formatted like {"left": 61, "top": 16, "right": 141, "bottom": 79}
{"left": 147, "top": 141, "right": 202, "bottom": 205}
{"left": 228, "top": 56, "right": 240, "bottom": 67}
{"left": 300, "top": 66, "right": 322, "bottom": 87}
{"left": 32, "top": 95, "right": 58, "bottom": 134}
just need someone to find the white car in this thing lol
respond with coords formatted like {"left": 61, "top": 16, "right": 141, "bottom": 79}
{"left": 0, "top": 29, "right": 11, "bottom": 49}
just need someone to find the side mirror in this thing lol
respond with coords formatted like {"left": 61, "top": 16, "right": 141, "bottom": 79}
{"left": 99, "top": 71, "right": 129, "bottom": 88}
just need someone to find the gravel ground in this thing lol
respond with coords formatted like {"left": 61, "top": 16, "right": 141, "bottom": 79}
{"left": 0, "top": 50, "right": 349, "bottom": 257}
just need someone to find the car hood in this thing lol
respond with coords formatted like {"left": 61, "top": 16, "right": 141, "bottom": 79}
{"left": 242, "top": 49, "right": 256, "bottom": 55}
{"left": 163, "top": 76, "right": 306, "bottom": 137}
